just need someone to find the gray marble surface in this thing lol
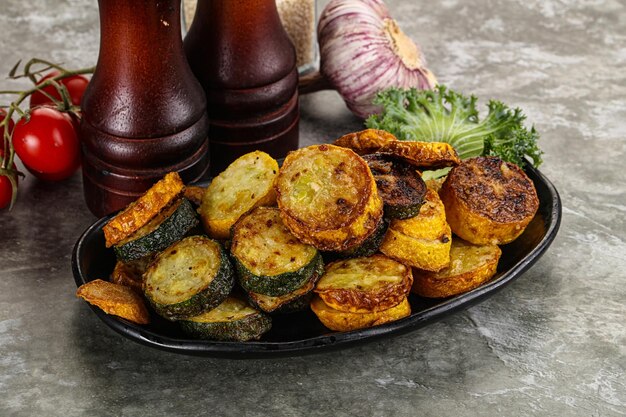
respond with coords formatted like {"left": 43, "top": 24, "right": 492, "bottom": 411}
{"left": 1, "top": 0, "right": 625, "bottom": 416}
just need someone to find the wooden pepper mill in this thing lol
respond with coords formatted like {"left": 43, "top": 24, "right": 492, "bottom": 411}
{"left": 183, "top": 0, "right": 300, "bottom": 174}
{"left": 81, "top": 0, "right": 210, "bottom": 217}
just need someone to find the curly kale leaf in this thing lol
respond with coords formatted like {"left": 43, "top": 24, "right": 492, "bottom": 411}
{"left": 365, "top": 85, "right": 542, "bottom": 168}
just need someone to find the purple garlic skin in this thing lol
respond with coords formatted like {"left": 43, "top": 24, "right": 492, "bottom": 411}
{"left": 318, "top": 0, "right": 437, "bottom": 119}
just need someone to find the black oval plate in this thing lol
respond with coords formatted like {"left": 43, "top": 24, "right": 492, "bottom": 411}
{"left": 72, "top": 165, "right": 561, "bottom": 357}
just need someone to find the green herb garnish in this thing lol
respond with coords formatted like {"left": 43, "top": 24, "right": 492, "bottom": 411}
{"left": 365, "top": 85, "right": 543, "bottom": 169}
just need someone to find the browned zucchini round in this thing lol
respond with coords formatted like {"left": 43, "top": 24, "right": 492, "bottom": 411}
{"left": 179, "top": 297, "right": 271, "bottom": 341}
{"left": 362, "top": 153, "right": 427, "bottom": 219}
{"left": 143, "top": 236, "right": 234, "bottom": 321}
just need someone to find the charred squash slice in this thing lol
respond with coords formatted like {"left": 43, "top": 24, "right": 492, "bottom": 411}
{"left": 199, "top": 151, "right": 279, "bottom": 240}
{"left": 143, "top": 236, "right": 234, "bottom": 321}
{"left": 179, "top": 297, "right": 271, "bottom": 341}
{"left": 231, "top": 207, "right": 323, "bottom": 296}
{"left": 362, "top": 153, "right": 427, "bottom": 219}
{"left": 314, "top": 254, "right": 412, "bottom": 313}
{"left": 276, "top": 144, "right": 383, "bottom": 252}
{"left": 113, "top": 198, "right": 199, "bottom": 262}
{"left": 310, "top": 295, "right": 411, "bottom": 332}
{"left": 440, "top": 156, "right": 539, "bottom": 245}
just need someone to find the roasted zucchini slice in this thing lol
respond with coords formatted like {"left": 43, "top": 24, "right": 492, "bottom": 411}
{"left": 315, "top": 254, "right": 413, "bottom": 313}
{"left": 439, "top": 156, "right": 539, "bottom": 245}
{"left": 236, "top": 253, "right": 324, "bottom": 297}
{"left": 143, "top": 236, "right": 234, "bottom": 321}
{"left": 362, "top": 153, "right": 427, "bottom": 219}
{"left": 310, "top": 295, "right": 411, "bottom": 332}
{"left": 333, "top": 128, "right": 398, "bottom": 155}
{"left": 76, "top": 279, "right": 150, "bottom": 325}
{"left": 230, "top": 207, "right": 323, "bottom": 296}
{"left": 276, "top": 144, "right": 383, "bottom": 252}
{"left": 103, "top": 172, "right": 184, "bottom": 247}
{"left": 199, "top": 151, "right": 279, "bottom": 240}
{"left": 412, "top": 238, "right": 502, "bottom": 298}
{"left": 247, "top": 270, "right": 321, "bottom": 314}
{"left": 332, "top": 217, "right": 388, "bottom": 259}
{"left": 179, "top": 297, "right": 271, "bottom": 341}
{"left": 378, "top": 141, "right": 461, "bottom": 169}
{"left": 113, "top": 198, "right": 199, "bottom": 262}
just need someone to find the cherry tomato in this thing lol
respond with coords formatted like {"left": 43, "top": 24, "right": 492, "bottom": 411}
{"left": 0, "top": 149, "right": 17, "bottom": 209}
{"left": 0, "top": 108, "right": 15, "bottom": 133}
{"left": 29, "top": 71, "right": 89, "bottom": 108}
{"left": 12, "top": 107, "right": 80, "bottom": 181}
{"left": 0, "top": 109, "right": 17, "bottom": 208}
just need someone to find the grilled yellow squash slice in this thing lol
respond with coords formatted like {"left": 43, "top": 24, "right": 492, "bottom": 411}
{"left": 380, "top": 189, "right": 452, "bottom": 271}
{"left": 440, "top": 156, "right": 539, "bottom": 245}
{"left": 103, "top": 172, "right": 184, "bottom": 247}
{"left": 380, "top": 227, "right": 452, "bottom": 272}
{"left": 412, "top": 238, "right": 501, "bottom": 298}
{"left": 387, "top": 189, "right": 447, "bottom": 239}
{"left": 199, "top": 151, "right": 279, "bottom": 240}
{"left": 276, "top": 144, "right": 383, "bottom": 252}
{"left": 378, "top": 141, "right": 461, "bottom": 169}
{"left": 333, "top": 128, "right": 398, "bottom": 155}
{"left": 76, "top": 279, "right": 150, "bottom": 325}
{"left": 310, "top": 296, "right": 411, "bottom": 332}
{"left": 315, "top": 254, "right": 412, "bottom": 313}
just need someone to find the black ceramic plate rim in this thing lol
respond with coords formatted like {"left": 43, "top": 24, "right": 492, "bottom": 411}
{"left": 72, "top": 164, "right": 561, "bottom": 357}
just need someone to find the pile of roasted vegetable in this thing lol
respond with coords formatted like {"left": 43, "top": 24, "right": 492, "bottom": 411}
{"left": 76, "top": 129, "right": 539, "bottom": 341}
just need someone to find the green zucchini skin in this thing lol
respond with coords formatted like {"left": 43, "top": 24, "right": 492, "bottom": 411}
{"left": 145, "top": 238, "right": 235, "bottom": 321}
{"left": 179, "top": 312, "right": 271, "bottom": 342}
{"left": 384, "top": 200, "right": 423, "bottom": 220}
{"left": 235, "top": 252, "right": 324, "bottom": 297}
{"left": 178, "top": 297, "right": 272, "bottom": 341}
{"left": 247, "top": 270, "right": 321, "bottom": 314}
{"left": 331, "top": 218, "right": 389, "bottom": 259}
{"left": 114, "top": 198, "right": 199, "bottom": 262}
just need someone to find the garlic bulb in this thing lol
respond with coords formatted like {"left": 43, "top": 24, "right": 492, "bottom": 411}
{"left": 317, "top": 0, "right": 437, "bottom": 119}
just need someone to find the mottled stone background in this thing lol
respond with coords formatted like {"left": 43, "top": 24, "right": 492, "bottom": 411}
{"left": 0, "top": 0, "right": 624, "bottom": 416}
